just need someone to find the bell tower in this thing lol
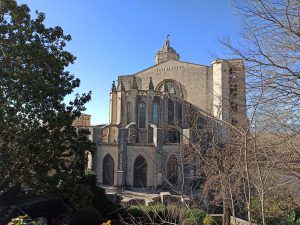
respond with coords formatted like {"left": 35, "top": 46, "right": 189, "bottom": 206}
{"left": 155, "top": 35, "right": 180, "bottom": 64}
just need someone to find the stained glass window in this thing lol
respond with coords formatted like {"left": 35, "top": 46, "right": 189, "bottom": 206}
{"left": 152, "top": 102, "right": 159, "bottom": 125}
{"left": 138, "top": 102, "right": 146, "bottom": 128}
{"left": 127, "top": 102, "right": 132, "bottom": 124}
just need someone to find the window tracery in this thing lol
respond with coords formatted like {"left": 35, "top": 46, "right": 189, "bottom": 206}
{"left": 152, "top": 101, "right": 159, "bottom": 125}
{"left": 138, "top": 102, "right": 146, "bottom": 128}
{"left": 156, "top": 79, "right": 183, "bottom": 98}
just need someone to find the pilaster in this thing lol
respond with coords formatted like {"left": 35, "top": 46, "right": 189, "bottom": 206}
{"left": 117, "top": 128, "right": 128, "bottom": 187}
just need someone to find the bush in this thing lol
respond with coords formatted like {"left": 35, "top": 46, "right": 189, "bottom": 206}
{"left": 203, "top": 214, "right": 214, "bottom": 225}
{"left": 166, "top": 204, "right": 181, "bottom": 222}
{"left": 288, "top": 208, "right": 300, "bottom": 224}
{"left": 8, "top": 215, "right": 41, "bottom": 225}
{"left": 188, "top": 209, "right": 206, "bottom": 224}
{"left": 182, "top": 218, "right": 197, "bottom": 225}
{"left": 265, "top": 217, "right": 289, "bottom": 225}
{"left": 92, "top": 185, "right": 121, "bottom": 218}
{"left": 85, "top": 171, "right": 122, "bottom": 220}
{"left": 128, "top": 205, "right": 144, "bottom": 218}
{"left": 146, "top": 203, "right": 165, "bottom": 214}
{"left": 70, "top": 207, "right": 103, "bottom": 225}
{"left": 145, "top": 204, "right": 166, "bottom": 222}
{"left": 262, "top": 208, "right": 300, "bottom": 225}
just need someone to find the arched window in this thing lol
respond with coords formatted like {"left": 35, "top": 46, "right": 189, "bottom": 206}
{"left": 102, "top": 154, "right": 114, "bottom": 186}
{"left": 152, "top": 102, "right": 159, "bottom": 125}
{"left": 177, "top": 102, "right": 182, "bottom": 124}
{"left": 138, "top": 102, "right": 146, "bottom": 128}
{"left": 156, "top": 80, "right": 183, "bottom": 98}
{"left": 168, "top": 99, "right": 174, "bottom": 124}
{"left": 127, "top": 102, "right": 132, "bottom": 124}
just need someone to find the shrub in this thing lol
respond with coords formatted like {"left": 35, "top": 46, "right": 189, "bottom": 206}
{"left": 166, "top": 204, "right": 181, "bottom": 222}
{"left": 92, "top": 185, "right": 121, "bottom": 218}
{"left": 288, "top": 208, "right": 300, "bottom": 224}
{"left": 265, "top": 217, "right": 289, "bottom": 225}
{"left": 128, "top": 205, "right": 144, "bottom": 218}
{"left": 188, "top": 209, "right": 206, "bottom": 224}
{"left": 146, "top": 204, "right": 166, "bottom": 222}
{"left": 85, "top": 172, "right": 122, "bottom": 219}
{"left": 203, "top": 214, "right": 214, "bottom": 225}
{"left": 146, "top": 203, "right": 165, "bottom": 214}
{"left": 182, "top": 218, "right": 197, "bottom": 225}
{"left": 70, "top": 207, "right": 103, "bottom": 225}
{"left": 8, "top": 215, "right": 41, "bottom": 225}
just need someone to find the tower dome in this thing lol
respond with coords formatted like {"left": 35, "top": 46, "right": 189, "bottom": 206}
{"left": 155, "top": 35, "right": 180, "bottom": 64}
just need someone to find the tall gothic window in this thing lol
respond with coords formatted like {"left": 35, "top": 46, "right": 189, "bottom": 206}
{"left": 152, "top": 102, "right": 159, "bottom": 125}
{"left": 102, "top": 154, "right": 114, "bottom": 186}
{"left": 168, "top": 99, "right": 174, "bottom": 124}
{"left": 127, "top": 102, "right": 132, "bottom": 124}
{"left": 177, "top": 102, "right": 182, "bottom": 124}
{"left": 138, "top": 102, "right": 146, "bottom": 128}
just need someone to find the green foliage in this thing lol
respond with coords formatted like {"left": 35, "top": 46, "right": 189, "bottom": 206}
{"left": 145, "top": 203, "right": 166, "bottom": 222}
{"left": 287, "top": 208, "right": 300, "bottom": 225}
{"left": 8, "top": 215, "right": 41, "bottom": 225}
{"left": 203, "top": 214, "right": 214, "bottom": 225}
{"left": 145, "top": 203, "right": 165, "bottom": 214}
{"left": 0, "top": 0, "right": 95, "bottom": 210}
{"left": 250, "top": 190, "right": 297, "bottom": 224}
{"left": 92, "top": 185, "right": 122, "bottom": 219}
{"left": 85, "top": 171, "right": 122, "bottom": 219}
{"left": 166, "top": 204, "right": 183, "bottom": 222}
{"left": 70, "top": 207, "right": 103, "bottom": 225}
{"left": 257, "top": 208, "right": 300, "bottom": 225}
{"left": 265, "top": 217, "right": 289, "bottom": 225}
{"left": 128, "top": 205, "right": 144, "bottom": 218}
{"left": 126, "top": 204, "right": 206, "bottom": 224}
{"left": 53, "top": 172, "right": 94, "bottom": 210}
{"left": 182, "top": 218, "right": 197, "bottom": 225}
{"left": 188, "top": 209, "right": 206, "bottom": 224}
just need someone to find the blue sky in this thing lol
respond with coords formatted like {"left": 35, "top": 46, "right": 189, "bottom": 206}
{"left": 18, "top": 0, "right": 241, "bottom": 125}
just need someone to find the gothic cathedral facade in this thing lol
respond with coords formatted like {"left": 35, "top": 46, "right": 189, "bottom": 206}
{"left": 93, "top": 37, "right": 246, "bottom": 188}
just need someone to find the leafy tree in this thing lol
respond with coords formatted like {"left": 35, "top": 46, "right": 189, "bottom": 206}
{"left": 0, "top": 0, "right": 95, "bottom": 207}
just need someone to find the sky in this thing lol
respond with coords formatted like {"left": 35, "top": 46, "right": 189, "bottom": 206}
{"left": 17, "top": 0, "right": 242, "bottom": 125}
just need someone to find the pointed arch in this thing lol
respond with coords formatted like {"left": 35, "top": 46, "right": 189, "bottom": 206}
{"left": 138, "top": 102, "right": 146, "bottom": 128}
{"left": 133, "top": 155, "right": 147, "bottom": 187}
{"left": 167, "top": 155, "right": 178, "bottom": 185}
{"left": 156, "top": 79, "right": 183, "bottom": 98}
{"left": 102, "top": 154, "right": 114, "bottom": 186}
{"left": 127, "top": 102, "right": 132, "bottom": 124}
{"left": 152, "top": 101, "right": 160, "bottom": 125}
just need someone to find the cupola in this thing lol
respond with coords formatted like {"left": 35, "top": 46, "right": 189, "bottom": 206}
{"left": 155, "top": 35, "right": 180, "bottom": 64}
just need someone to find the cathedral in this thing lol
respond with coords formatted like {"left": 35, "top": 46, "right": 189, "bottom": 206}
{"left": 92, "top": 37, "right": 246, "bottom": 188}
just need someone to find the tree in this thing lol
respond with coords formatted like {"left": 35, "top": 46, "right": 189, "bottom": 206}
{"left": 219, "top": 0, "right": 300, "bottom": 224}
{"left": 224, "top": 0, "right": 300, "bottom": 111}
{"left": 0, "top": 0, "right": 95, "bottom": 208}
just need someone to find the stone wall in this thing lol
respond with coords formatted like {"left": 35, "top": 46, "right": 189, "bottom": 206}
{"left": 95, "top": 144, "right": 118, "bottom": 186}
{"left": 230, "top": 216, "right": 257, "bottom": 225}
{"left": 119, "top": 60, "right": 209, "bottom": 112}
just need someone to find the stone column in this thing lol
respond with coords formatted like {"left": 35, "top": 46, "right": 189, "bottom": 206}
{"left": 117, "top": 128, "right": 128, "bottom": 187}
{"left": 156, "top": 128, "right": 164, "bottom": 186}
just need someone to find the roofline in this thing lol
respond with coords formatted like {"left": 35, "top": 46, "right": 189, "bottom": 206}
{"left": 118, "top": 58, "right": 244, "bottom": 78}
{"left": 119, "top": 60, "right": 209, "bottom": 77}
